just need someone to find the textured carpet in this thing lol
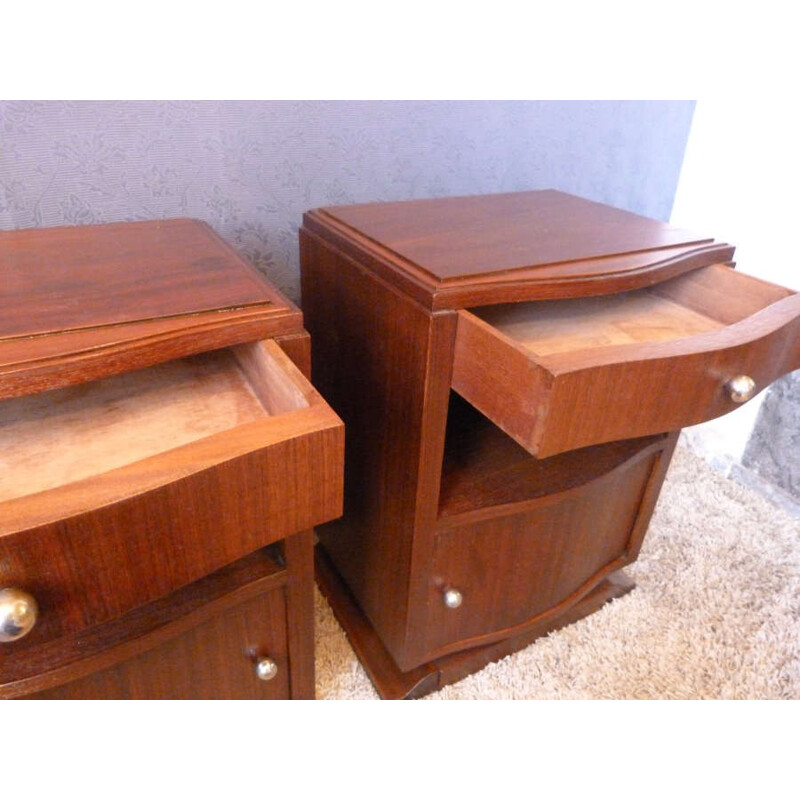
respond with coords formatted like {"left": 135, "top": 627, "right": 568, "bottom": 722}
{"left": 314, "top": 446, "right": 800, "bottom": 699}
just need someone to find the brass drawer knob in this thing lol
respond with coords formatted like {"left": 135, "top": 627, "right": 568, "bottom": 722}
{"left": 0, "top": 588, "right": 39, "bottom": 642}
{"left": 443, "top": 588, "right": 463, "bottom": 609}
{"left": 726, "top": 375, "right": 756, "bottom": 404}
{"left": 254, "top": 657, "right": 279, "bottom": 681}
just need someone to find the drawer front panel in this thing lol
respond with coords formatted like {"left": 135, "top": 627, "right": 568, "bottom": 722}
{"left": 0, "top": 340, "right": 343, "bottom": 649}
{"left": 422, "top": 449, "right": 657, "bottom": 658}
{"left": 453, "top": 266, "right": 800, "bottom": 457}
{"left": 0, "top": 425, "right": 339, "bottom": 648}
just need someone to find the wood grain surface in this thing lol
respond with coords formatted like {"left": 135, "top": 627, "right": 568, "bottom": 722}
{"left": 1, "top": 547, "right": 287, "bottom": 697}
{"left": 2, "top": 221, "right": 342, "bottom": 699}
{"left": 0, "top": 218, "right": 276, "bottom": 338}
{"left": 0, "top": 218, "right": 303, "bottom": 399}
{"left": 320, "top": 190, "right": 711, "bottom": 280}
{"left": 300, "top": 227, "right": 457, "bottom": 670}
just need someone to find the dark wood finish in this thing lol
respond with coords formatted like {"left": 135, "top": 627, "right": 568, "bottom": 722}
{"left": 426, "top": 445, "right": 659, "bottom": 659}
{"left": 301, "top": 190, "right": 800, "bottom": 699}
{"left": 283, "top": 530, "right": 317, "bottom": 699}
{"left": 300, "top": 228, "right": 456, "bottom": 670}
{"left": 274, "top": 330, "right": 313, "bottom": 378}
{"left": 438, "top": 393, "right": 667, "bottom": 522}
{"left": 1, "top": 221, "right": 344, "bottom": 699}
{"left": 0, "top": 218, "right": 278, "bottom": 338}
{"left": 2, "top": 547, "right": 286, "bottom": 698}
{"left": 29, "top": 589, "right": 291, "bottom": 700}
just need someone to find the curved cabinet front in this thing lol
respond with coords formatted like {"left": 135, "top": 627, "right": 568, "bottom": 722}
{"left": 422, "top": 444, "right": 660, "bottom": 661}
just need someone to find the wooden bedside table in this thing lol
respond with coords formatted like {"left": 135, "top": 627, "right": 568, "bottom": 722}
{"left": 299, "top": 190, "right": 800, "bottom": 699}
{"left": 0, "top": 219, "right": 343, "bottom": 700}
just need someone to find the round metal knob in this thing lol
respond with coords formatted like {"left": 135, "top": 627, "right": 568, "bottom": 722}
{"left": 443, "top": 588, "right": 463, "bottom": 609}
{"left": 726, "top": 375, "right": 756, "bottom": 404}
{"left": 254, "top": 657, "right": 279, "bottom": 681}
{"left": 0, "top": 588, "right": 39, "bottom": 642}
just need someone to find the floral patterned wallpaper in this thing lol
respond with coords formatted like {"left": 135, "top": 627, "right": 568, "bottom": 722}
{"left": 0, "top": 100, "right": 695, "bottom": 302}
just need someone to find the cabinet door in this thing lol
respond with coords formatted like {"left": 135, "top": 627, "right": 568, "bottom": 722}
{"left": 423, "top": 446, "right": 658, "bottom": 659}
{"left": 30, "top": 589, "right": 291, "bottom": 700}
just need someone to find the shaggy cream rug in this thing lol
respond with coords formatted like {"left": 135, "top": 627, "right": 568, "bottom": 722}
{"left": 314, "top": 446, "right": 800, "bottom": 700}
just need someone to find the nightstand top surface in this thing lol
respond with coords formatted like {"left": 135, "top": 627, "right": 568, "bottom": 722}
{"left": 317, "top": 189, "right": 712, "bottom": 282}
{"left": 0, "top": 218, "right": 288, "bottom": 340}
{"left": 0, "top": 218, "right": 300, "bottom": 399}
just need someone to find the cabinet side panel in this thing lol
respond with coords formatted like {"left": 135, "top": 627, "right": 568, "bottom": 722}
{"left": 301, "top": 228, "right": 449, "bottom": 667}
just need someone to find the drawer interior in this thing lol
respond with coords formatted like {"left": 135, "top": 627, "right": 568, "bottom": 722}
{"left": 0, "top": 341, "right": 308, "bottom": 503}
{"left": 470, "top": 264, "right": 794, "bottom": 359}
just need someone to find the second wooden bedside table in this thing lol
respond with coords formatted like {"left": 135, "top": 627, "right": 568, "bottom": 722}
{"left": 300, "top": 190, "right": 800, "bottom": 699}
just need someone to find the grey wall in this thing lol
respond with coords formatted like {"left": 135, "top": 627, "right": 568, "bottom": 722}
{"left": 1, "top": 100, "right": 695, "bottom": 302}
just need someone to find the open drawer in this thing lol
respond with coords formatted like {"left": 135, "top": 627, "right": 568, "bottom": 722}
{"left": 0, "top": 339, "right": 343, "bottom": 647}
{"left": 452, "top": 264, "right": 800, "bottom": 457}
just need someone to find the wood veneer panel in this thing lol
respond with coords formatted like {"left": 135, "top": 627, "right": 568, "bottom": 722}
{"left": 454, "top": 271, "right": 800, "bottom": 457}
{"left": 475, "top": 264, "right": 794, "bottom": 356}
{"left": 300, "top": 227, "right": 456, "bottom": 670}
{"left": 0, "top": 307, "right": 304, "bottom": 401}
{"left": 283, "top": 529, "right": 316, "bottom": 699}
{"left": 536, "top": 298, "right": 800, "bottom": 455}
{"left": 0, "top": 219, "right": 304, "bottom": 400}
{"left": 305, "top": 204, "right": 734, "bottom": 312}
{"left": 425, "top": 448, "right": 657, "bottom": 658}
{"left": 0, "top": 339, "right": 343, "bottom": 648}
{"left": 0, "top": 413, "right": 342, "bottom": 646}
{"left": 316, "top": 538, "right": 636, "bottom": 700}
{"left": 28, "top": 590, "right": 290, "bottom": 700}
